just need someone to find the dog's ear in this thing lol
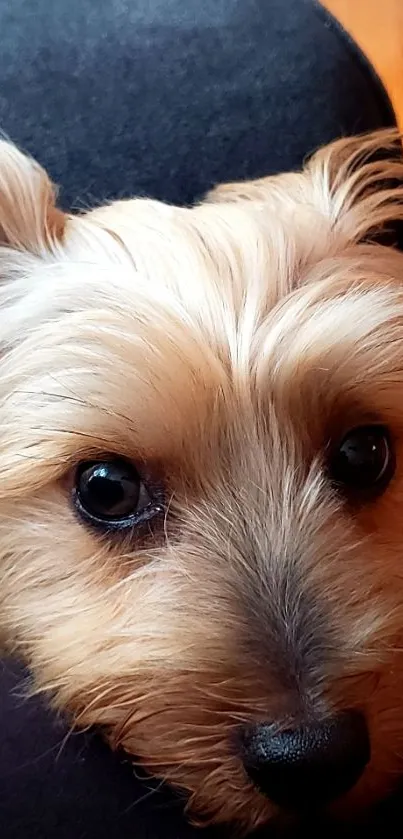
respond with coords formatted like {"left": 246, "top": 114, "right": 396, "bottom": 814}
{"left": 304, "top": 129, "right": 403, "bottom": 247}
{"left": 206, "top": 130, "right": 403, "bottom": 249}
{"left": 0, "top": 141, "right": 65, "bottom": 254}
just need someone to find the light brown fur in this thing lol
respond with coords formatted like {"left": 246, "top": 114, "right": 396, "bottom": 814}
{"left": 1, "top": 131, "right": 403, "bottom": 831}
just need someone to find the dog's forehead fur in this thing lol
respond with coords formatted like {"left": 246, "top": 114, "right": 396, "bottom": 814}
{"left": 1, "top": 203, "right": 403, "bottom": 486}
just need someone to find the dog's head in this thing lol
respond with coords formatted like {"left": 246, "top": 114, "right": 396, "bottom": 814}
{"left": 1, "top": 132, "right": 403, "bottom": 832}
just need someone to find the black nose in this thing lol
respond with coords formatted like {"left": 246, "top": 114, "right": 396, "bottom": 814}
{"left": 241, "top": 711, "right": 370, "bottom": 811}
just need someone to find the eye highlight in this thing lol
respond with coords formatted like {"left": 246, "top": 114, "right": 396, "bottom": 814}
{"left": 73, "top": 458, "right": 164, "bottom": 532}
{"left": 329, "top": 425, "right": 395, "bottom": 498}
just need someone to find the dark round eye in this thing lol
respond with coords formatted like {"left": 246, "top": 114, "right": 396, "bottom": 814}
{"left": 330, "top": 425, "right": 394, "bottom": 497}
{"left": 73, "top": 458, "right": 162, "bottom": 531}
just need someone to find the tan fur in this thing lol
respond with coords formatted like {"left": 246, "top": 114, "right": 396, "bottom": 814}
{"left": 1, "top": 130, "right": 403, "bottom": 831}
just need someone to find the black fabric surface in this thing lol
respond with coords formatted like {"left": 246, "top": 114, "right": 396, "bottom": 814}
{"left": 0, "top": 0, "right": 396, "bottom": 209}
{"left": 0, "top": 1, "right": 400, "bottom": 837}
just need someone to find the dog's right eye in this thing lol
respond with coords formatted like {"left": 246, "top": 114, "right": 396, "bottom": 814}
{"left": 329, "top": 425, "right": 395, "bottom": 499}
{"left": 73, "top": 458, "right": 164, "bottom": 532}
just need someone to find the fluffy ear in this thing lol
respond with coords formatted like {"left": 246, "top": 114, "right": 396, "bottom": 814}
{"left": 205, "top": 129, "right": 403, "bottom": 247}
{"left": 304, "top": 128, "right": 403, "bottom": 245}
{"left": 0, "top": 140, "right": 65, "bottom": 254}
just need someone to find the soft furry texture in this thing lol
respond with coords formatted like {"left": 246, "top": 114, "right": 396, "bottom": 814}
{"left": 1, "top": 130, "right": 403, "bottom": 832}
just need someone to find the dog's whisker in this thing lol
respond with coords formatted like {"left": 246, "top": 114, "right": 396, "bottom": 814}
{"left": 120, "top": 776, "right": 168, "bottom": 815}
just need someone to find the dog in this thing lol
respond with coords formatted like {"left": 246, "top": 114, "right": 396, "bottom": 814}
{"left": 1, "top": 129, "right": 403, "bottom": 833}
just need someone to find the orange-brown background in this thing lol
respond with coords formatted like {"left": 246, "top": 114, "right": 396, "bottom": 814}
{"left": 322, "top": 0, "right": 403, "bottom": 129}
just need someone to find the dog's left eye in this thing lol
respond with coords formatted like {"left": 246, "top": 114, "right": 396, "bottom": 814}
{"left": 329, "top": 425, "right": 394, "bottom": 497}
{"left": 73, "top": 459, "right": 163, "bottom": 531}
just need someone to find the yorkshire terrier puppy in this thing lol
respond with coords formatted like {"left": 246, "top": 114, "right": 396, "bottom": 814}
{"left": 1, "top": 130, "right": 403, "bottom": 833}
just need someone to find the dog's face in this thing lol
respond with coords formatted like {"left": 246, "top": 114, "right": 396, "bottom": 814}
{"left": 2, "top": 132, "right": 403, "bottom": 832}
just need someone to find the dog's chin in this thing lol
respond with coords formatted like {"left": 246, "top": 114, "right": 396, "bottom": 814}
{"left": 108, "top": 732, "right": 392, "bottom": 835}
{"left": 186, "top": 783, "right": 402, "bottom": 837}
{"left": 171, "top": 783, "right": 395, "bottom": 837}
{"left": 246, "top": 772, "right": 403, "bottom": 836}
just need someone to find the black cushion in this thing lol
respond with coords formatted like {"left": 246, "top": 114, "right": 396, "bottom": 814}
{"left": 0, "top": 0, "right": 395, "bottom": 209}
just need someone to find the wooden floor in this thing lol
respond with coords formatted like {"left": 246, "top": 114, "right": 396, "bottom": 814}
{"left": 322, "top": 0, "right": 403, "bottom": 129}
